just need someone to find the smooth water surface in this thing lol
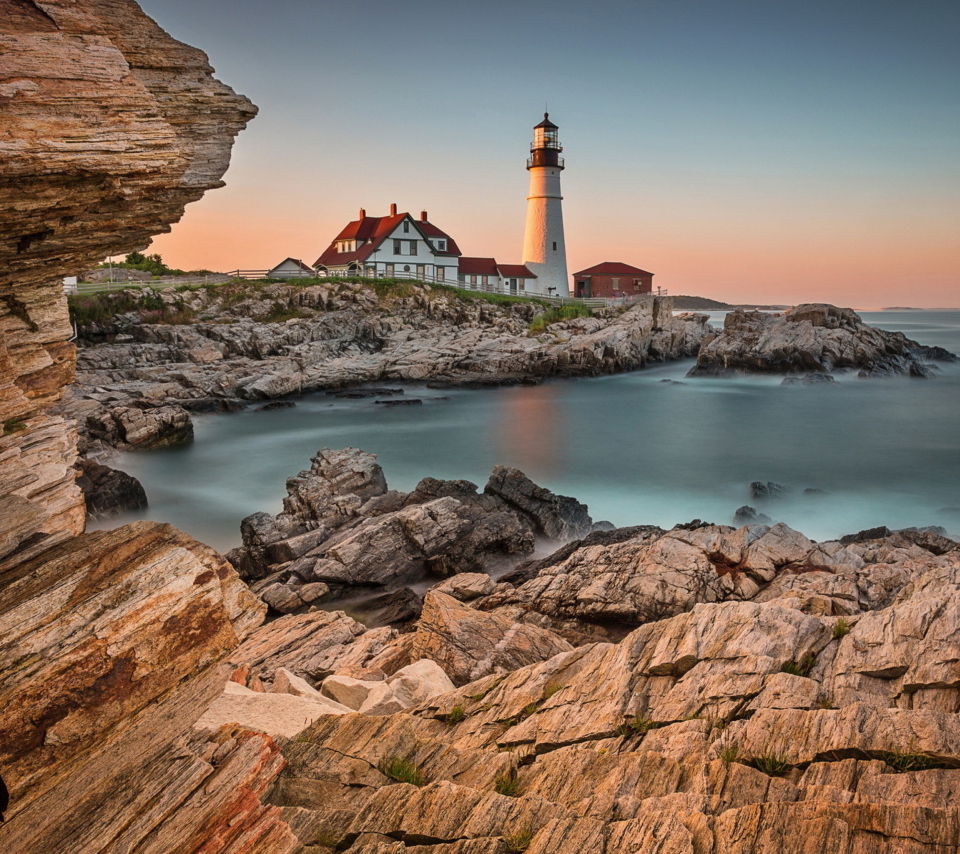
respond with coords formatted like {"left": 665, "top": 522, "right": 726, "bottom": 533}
{"left": 92, "top": 311, "right": 960, "bottom": 552}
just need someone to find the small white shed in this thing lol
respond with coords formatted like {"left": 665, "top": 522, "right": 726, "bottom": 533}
{"left": 267, "top": 258, "right": 315, "bottom": 279}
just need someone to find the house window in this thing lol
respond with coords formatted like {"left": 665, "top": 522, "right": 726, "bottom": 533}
{"left": 470, "top": 275, "right": 477, "bottom": 285}
{"left": 403, "top": 265, "right": 411, "bottom": 272}
{"left": 553, "top": 242, "right": 557, "bottom": 250}
{"left": 634, "top": 279, "right": 641, "bottom": 291}
{"left": 612, "top": 278, "right": 620, "bottom": 289}
{"left": 416, "top": 264, "right": 425, "bottom": 278}
{"left": 393, "top": 239, "right": 401, "bottom": 255}
{"left": 436, "top": 239, "right": 446, "bottom": 251}
{"left": 385, "top": 264, "right": 394, "bottom": 277}
{"left": 436, "top": 266, "right": 445, "bottom": 280}
{"left": 519, "top": 281, "right": 525, "bottom": 291}
{"left": 403, "top": 220, "right": 410, "bottom": 233}
{"left": 482, "top": 276, "right": 489, "bottom": 285}
{"left": 409, "top": 241, "right": 417, "bottom": 255}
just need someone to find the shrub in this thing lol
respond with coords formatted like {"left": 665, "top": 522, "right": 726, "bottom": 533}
{"left": 833, "top": 618, "right": 850, "bottom": 639}
{"left": 627, "top": 714, "right": 660, "bottom": 733}
{"left": 781, "top": 653, "right": 817, "bottom": 677}
{"left": 494, "top": 771, "right": 521, "bottom": 797}
{"left": 377, "top": 756, "right": 428, "bottom": 787}
{"left": 748, "top": 752, "right": 792, "bottom": 777}
{"left": 260, "top": 301, "right": 311, "bottom": 323}
{"left": 543, "top": 682, "right": 564, "bottom": 700}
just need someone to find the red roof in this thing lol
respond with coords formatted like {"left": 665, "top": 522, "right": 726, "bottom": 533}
{"left": 458, "top": 257, "right": 500, "bottom": 277}
{"left": 314, "top": 212, "right": 461, "bottom": 268}
{"left": 572, "top": 262, "right": 654, "bottom": 277}
{"left": 497, "top": 264, "right": 536, "bottom": 279}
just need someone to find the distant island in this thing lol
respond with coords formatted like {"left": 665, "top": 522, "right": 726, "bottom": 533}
{"left": 672, "top": 295, "right": 790, "bottom": 311}
{"left": 882, "top": 306, "right": 926, "bottom": 311}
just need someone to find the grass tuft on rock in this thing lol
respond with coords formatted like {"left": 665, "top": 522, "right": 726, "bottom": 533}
{"left": 781, "top": 653, "right": 817, "bottom": 677}
{"left": 528, "top": 304, "right": 592, "bottom": 334}
{"left": 748, "top": 751, "right": 793, "bottom": 777}
{"left": 832, "top": 618, "right": 850, "bottom": 639}
{"left": 494, "top": 770, "right": 521, "bottom": 797}
{"left": 881, "top": 751, "right": 941, "bottom": 773}
{"left": 443, "top": 705, "right": 465, "bottom": 724}
{"left": 503, "top": 828, "right": 535, "bottom": 852}
{"left": 377, "top": 755, "right": 428, "bottom": 787}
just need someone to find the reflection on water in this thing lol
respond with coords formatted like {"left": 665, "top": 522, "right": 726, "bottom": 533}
{"left": 91, "top": 312, "right": 960, "bottom": 552}
{"left": 494, "top": 384, "right": 563, "bottom": 477}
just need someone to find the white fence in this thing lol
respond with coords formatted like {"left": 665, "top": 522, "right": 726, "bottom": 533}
{"left": 67, "top": 274, "right": 232, "bottom": 294}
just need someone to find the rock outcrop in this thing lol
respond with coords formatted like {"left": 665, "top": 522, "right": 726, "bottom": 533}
{"left": 690, "top": 304, "right": 956, "bottom": 377}
{"left": 60, "top": 284, "right": 711, "bottom": 455}
{"left": 228, "top": 448, "right": 594, "bottom": 613}
{"left": 74, "top": 456, "right": 148, "bottom": 517}
{"left": 241, "top": 523, "right": 960, "bottom": 854}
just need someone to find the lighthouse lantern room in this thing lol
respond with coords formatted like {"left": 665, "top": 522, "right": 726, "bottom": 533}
{"left": 522, "top": 113, "right": 569, "bottom": 296}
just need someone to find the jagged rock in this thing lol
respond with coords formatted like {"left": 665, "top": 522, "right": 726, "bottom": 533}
{"left": 387, "top": 660, "right": 456, "bottom": 706}
{"left": 321, "top": 675, "right": 382, "bottom": 711}
{"left": 357, "top": 591, "right": 574, "bottom": 686}
{"left": 484, "top": 465, "right": 593, "bottom": 540}
{"left": 690, "top": 303, "right": 955, "bottom": 377}
{"left": 751, "top": 480, "right": 787, "bottom": 499}
{"left": 733, "top": 505, "right": 772, "bottom": 526}
{"left": 86, "top": 403, "right": 194, "bottom": 449}
{"left": 74, "top": 457, "right": 148, "bottom": 517}
{"left": 362, "top": 587, "right": 424, "bottom": 625}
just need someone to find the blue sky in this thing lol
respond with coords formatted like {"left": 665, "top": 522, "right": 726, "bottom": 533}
{"left": 140, "top": 0, "right": 960, "bottom": 306}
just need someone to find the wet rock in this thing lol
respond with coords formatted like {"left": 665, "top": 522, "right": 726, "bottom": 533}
{"left": 330, "top": 388, "right": 404, "bottom": 398}
{"left": 733, "top": 505, "right": 772, "bottom": 526}
{"left": 781, "top": 372, "right": 835, "bottom": 385}
{"left": 362, "top": 587, "right": 424, "bottom": 625}
{"left": 374, "top": 398, "right": 422, "bottom": 406}
{"left": 74, "top": 457, "right": 148, "bottom": 518}
{"left": 751, "top": 481, "right": 787, "bottom": 499}
{"left": 256, "top": 400, "right": 296, "bottom": 411}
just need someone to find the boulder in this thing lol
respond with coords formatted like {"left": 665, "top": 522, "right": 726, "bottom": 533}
{"left": 386, "top": 659, "right": 456, "bottom": 705}
{"left": 484, "top": 466, "right": 593, "bottom": 540}
{"left": 432, "top": 572, "right": 497, "bottom": 601}
{"left": 321, "top": 675, "right": 382, "bottom": 711}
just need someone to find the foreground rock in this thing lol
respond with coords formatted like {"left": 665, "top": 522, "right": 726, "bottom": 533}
{"left": 228, "top": 447, "right": 594, "bottom": 613}
{"left": 61, "top": 289, "right": 710, "bottom": 455}
{"left": 244, "top": 520, "right": 960, "bottom": 854}
{"left": 690, "top": 303, "right": 955, "bottom": 378}
{"left": 74, "top": 457, "right": 148, "bottom": 517}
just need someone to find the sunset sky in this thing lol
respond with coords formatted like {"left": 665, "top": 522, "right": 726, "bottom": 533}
{"left": 138, "top": 0, "right": 959, "bottom": 307}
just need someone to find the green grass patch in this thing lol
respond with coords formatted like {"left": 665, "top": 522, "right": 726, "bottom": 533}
{"left": 528, "top": 304, "right": 593, "bottom": 333}
{"left": 377, "top": 755, "right": 428, "bottom": 787}
{"left": 719, "top": 743, "right": 740, "bottom": 763}
{"left": 259, "top": 301, "right": 312, "bottom": 323}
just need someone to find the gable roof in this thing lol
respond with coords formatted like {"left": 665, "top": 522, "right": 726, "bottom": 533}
{"left": 572, "top": 261, "right": 654, "bottom": 277}
{"left": 314, "top": 212, "right": 461, "bottom": 268}
{"left": 458, "top": 257, "right": 500, "bottom": 277}
{"left": 269, "top": 257, "right": 314, "bottom": 273}
{"left": 497, "top": 264, "right": 537, "bottom": 279}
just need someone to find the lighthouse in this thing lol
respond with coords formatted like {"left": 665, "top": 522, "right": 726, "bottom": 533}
{"left": 522, "top": 113, "right": 568, "bottom": 296}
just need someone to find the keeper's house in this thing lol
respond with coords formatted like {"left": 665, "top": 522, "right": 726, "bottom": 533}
{"left": 314, "top": 205, "right": 461, "bottom": 282}
{"left": 572, "top": 262, "right": 653, "bottom": 298}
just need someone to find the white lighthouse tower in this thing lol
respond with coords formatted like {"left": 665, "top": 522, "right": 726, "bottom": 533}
{"left": 522, "top": 113, "right": 569, "bottom": 296}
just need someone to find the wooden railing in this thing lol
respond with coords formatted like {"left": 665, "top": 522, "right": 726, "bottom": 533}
{"left": 67, "top": 273, "right": 232, "bottom": 294}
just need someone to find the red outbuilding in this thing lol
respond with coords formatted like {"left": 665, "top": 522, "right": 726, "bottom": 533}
{"left": 571, "top": 262, "right": 654, "bottom": 298}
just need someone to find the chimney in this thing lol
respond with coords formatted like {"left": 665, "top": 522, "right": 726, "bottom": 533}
{"left": 389, "top": 203, "right": 398, "bottom": 216}
{"left": 358, "top": 207, "right": 366, "bottom": 219}
{"left": 420, "top": 210, "right": 428, "bottom": 222}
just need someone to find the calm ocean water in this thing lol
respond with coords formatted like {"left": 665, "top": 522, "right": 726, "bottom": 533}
{"left": 92, "top": 311, "right": 960, "bottom": 551}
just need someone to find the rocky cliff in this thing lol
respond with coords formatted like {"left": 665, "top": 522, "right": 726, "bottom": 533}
{"left": 0, "top": 3, "right": 280, "bottom": 851}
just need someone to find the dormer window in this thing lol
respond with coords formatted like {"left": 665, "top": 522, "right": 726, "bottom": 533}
{"left": 336, "top": 240, "right": 356, "bottom": 253}
{"left": 436, "top": 239, "right": 447, "bottom": 251}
